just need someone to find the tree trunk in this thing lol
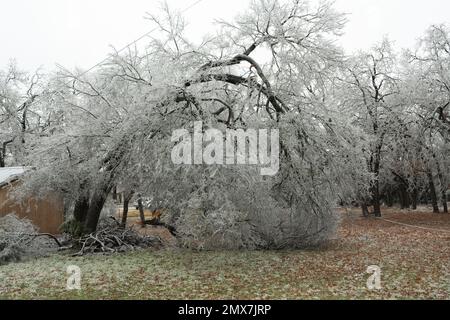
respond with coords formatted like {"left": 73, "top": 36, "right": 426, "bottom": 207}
{"left": 410, "top": 188, "right": 418, "bottom": 210}
{"left": 83, "top": 182, "right": 113, "bottom": 234}
{"left": 361, "top": 202, "right": 369, "bottom": 217}
{"left": 137, "top": 194, "right": 146, "bottom": 227}
{"left": 112, "top": 186, "right": 117, "bottom": 201}
{"left": 399, "top": 185, "right": 410, "bottom": 210}
{"left": 399, "top": 188, "right": 405, "bottom": 210}
{"left": 443, "top": 195, "right": 449, "bottom": 214}
{"left": 427, "top": 170, "right": 440, "bottom": 213}
{"left": 410, "top": 176, "right": 419, "bottom": 210}
{"left": 434, "top": 162, "right": 448, "bottom": 214}
{"left": 79, "top": 138, "right": 130, "bottom": 234}
{"left": 73, "top": 195, "right": 90, "bottom": 225}
{"left": 73, "top": 181, "right": 90, "bottom": 226}
{"left": 371, "top": 147, "right": 382, "bottom": 217}
{"left": 372, "top": 181, "right": 381, "bottom": 217}
{"left": 121, "top": 191, "right": 134, "bottom": 227}
{"left": 0, "top": 140, "right": 13, "bottom": 167}
{"left": 385, "top": 187, "right": 394, "bottom": 207}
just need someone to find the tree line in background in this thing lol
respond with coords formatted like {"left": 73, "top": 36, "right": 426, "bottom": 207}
{"left": 0, "top": 0, "right": 448, "bottom": 249}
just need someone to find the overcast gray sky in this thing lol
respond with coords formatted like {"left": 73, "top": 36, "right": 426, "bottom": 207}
{"left": 1, "top": 0, "right": 449, "bottom": 71}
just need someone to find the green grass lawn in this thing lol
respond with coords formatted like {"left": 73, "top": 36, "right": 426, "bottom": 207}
{"left": 0, "top": 209, "right": 449, "bottom": 300}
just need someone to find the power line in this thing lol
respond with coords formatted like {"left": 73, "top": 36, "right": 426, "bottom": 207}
{"left": 77, "top": 0, "right": 205, "bottom": 79}
{"left": 30, "top": 0, "right": 206, "bottom": 106}
{"left": 11, "top": 0, "right": 207, "bottom": 156}
{"left": 376, "top": 217, "right": 450, "bottom": 234}
{"left": 344, "top": 209, "right": 450, "bottom": 234}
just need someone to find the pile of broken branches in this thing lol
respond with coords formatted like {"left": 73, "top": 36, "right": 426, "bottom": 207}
{"left": 72, "top": 218, "right": 162, "bottom": 256}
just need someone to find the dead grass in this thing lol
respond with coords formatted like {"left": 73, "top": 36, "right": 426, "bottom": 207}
{"left": 0, "top": 207, "right": 449, "bottom": 300}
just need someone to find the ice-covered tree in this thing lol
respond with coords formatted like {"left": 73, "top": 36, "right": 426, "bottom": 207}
{"left": 19, "top": 0, "right": 371, "bottom": 248}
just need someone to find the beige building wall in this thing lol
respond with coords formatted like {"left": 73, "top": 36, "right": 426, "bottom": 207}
{"left": 0, "top": 181, "right": 64, "bottom": 234}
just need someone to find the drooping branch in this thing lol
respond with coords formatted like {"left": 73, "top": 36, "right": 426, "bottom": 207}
{"left": 202, "top": 98, "right": 235, "bottom": 125}
{"left": 185, "top": 73, "right": 285, "bottom": 114}
{"left": 196, "top": 40, "right": 287, "bottom": 117}
{"left": 198, "top": 42, "right": 260, "bottom": 71}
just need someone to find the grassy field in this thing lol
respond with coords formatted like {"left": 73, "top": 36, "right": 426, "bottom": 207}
{"left": 0, "top": 208, "right": 449, "bottom": 300}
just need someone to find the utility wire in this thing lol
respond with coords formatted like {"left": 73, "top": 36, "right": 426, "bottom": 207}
{"left": 29, "top": 0, "right": 206, "bottom": 105}
{"left": 376, "top": 217, "right": 450, "bottom": 234}
{"left": 10, "top": 0, "right": 207, "bottom": 156}
{"left": 344, "top": 208, "right": 450, "bottom": 234}
{"left": 75, "top": 0, "right": 205, "bottom": 79}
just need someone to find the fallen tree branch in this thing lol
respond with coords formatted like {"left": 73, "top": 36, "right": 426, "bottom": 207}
{"left": 143, "top": 218, "right": 177, "bottom": 237}
{"left": 27, "top": 233, "right": 63, "bottom": 247}
{"left": 71, "top": 219, "right": 162, "bottom": 256}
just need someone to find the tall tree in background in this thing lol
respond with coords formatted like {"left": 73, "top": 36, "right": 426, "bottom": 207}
{"left": 0, "top": 62, "right": 45, "bottom": 167}
{"left": 339, "top": 39, "right": 400, "bottom": 217}
{"left": 405, "top": 25, "right": 450, "bottom": 213}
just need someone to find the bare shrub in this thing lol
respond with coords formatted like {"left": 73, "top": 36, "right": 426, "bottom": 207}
{"left": 0, "top": 243, "right": 24, "bottom": 265}
{"left": 0, "top": 214, "right": 58, "bottom": 265}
